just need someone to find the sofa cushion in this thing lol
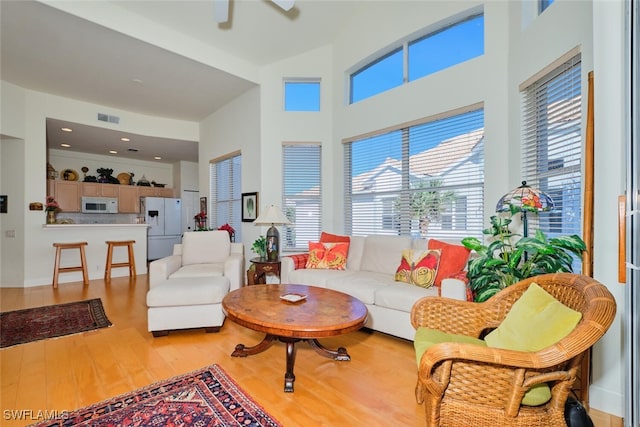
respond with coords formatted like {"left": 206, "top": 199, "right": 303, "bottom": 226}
{"left": 484, "top": 282, "right": 582, "bottom": 352}
{"left": 325, "top": 271, "right": 391, "bottom": 305}
{"left": 181, "top": 231, "right": 231, "bottom": 265}
{"left": 375, "top": 282, "right": 439, "bottom": 312}
{"left": 428, "top": 238, "right": 471, "bottom": 287}
{"left": 306, "top": 241, "right": 349, "bottom": 270}
{"left": 169, "top": 263, "right": 225, "bottom": 279}
{"left": 394, "top": 249, "right": 440, "bottom": 288}
{"left": 360, "top": 235, "right": 413, "bottom": 275}
{"left": 288, "top": 268, "right": 356, "bottom": 287}
{"left": 146, "top": 276, "right": 230, "bottom": 307}
{"left": 345, "top": 236, "right": 366, "bottom": 271}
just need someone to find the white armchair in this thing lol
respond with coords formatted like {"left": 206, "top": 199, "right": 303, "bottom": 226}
{"left": 147, "top": 230, "right": 244, "bottom": 336}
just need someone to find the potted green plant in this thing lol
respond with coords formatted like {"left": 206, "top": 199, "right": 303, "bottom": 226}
{"left": 461, "top": 214, "right": 586, "bottom": 302}
{"left": 251, "top": 236, "right": 267, "bottom": 260}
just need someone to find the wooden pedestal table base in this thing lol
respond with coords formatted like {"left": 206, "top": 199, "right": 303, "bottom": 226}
{"left": 222, "top": 284, "right": 368, "bottom": 392}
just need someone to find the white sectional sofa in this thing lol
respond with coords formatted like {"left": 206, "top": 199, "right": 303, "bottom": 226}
{"left": 280, "top": 234, "right": 471, "bottom": 341}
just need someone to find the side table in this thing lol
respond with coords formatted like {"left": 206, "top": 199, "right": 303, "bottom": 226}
{"left": 249, "top": 257, "right": 281, "bottom": 284}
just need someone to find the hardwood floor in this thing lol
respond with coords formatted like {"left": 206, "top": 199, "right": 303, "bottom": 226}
{"left": 0, "top": 276, "right": 623, "bottom": 426}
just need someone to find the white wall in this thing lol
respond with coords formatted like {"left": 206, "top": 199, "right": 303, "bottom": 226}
{"left": 199, "top": 86, "right": 261, "bottom": 259}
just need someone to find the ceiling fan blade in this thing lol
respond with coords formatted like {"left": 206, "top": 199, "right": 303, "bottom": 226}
{"left": 213, "top": 0, "right": 229, "bottom": 23}
{"left": 271, "top": 0, "right": 294, "bottom": 12}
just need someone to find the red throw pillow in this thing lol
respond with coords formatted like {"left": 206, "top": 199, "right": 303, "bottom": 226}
{"left": 320, "top": 232, "right": 351, "bottom": 243}
{"left": 306, "top": 242, "right": 349, "bottom": 270}
{"left": 394, "top": 249, "right": 440, "bottom": 288}
{"left": 428, "top": 239, "right": 471, "bottom": 287}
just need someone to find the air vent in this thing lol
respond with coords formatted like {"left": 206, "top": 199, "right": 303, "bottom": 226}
{"left": 97, "top": 113, "right": 120, "bottom": 124}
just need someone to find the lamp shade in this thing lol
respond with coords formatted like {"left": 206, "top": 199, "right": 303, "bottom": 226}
{"left": 496, "top": 181, "right": 554, "bottom": 213}
{"left": 254, "top": 205, "right": 291, "bottom": 226}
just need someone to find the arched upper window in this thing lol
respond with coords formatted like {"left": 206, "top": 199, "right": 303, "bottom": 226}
{"left": 349, "top": 12, "right": 484, "bottom": 104}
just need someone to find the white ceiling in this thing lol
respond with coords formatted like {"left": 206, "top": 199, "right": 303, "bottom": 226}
{"left": 0, "top": 0, "right": 363, "bottom": 163}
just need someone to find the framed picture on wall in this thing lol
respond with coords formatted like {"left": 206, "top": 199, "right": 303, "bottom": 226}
{"left": 200, "top": 197, "right": 207, "bottom": 215}
{"left": 242, "top": 192, "right": 258, "bottom": 222}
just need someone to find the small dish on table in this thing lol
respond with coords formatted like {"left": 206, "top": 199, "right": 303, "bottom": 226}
{"left": 280, "top": 293, "right": 307, "bottom": 303}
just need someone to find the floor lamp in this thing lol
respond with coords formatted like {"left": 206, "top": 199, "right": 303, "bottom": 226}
{"left": 495, "top": 181, "right": 554, "bottom": 238}
{"left": 254, "top": 205, "right": 291, "bottom": 261}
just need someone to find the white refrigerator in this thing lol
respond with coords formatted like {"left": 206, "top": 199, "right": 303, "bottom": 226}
{"left": 143, "top": 197, "right": 182, "bottom": 260}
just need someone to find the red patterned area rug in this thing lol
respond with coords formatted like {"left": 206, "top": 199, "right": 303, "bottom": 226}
{"left": 30, "top": 364, "right": 282, "bottom": 427}
{"left": 0, "top": 298, "right": 112, "bottom": 348}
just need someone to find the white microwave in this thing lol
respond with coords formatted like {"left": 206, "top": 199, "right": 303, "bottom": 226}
{"left": 81, "top": 197, "right": 118, "bottom": 214}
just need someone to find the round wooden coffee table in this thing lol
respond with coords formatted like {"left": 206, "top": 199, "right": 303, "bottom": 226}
{"left": 222, "top": 283, "right": 368, "bottom": 392}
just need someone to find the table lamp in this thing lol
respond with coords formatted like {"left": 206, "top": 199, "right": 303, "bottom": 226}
{"left": 495, "top": 180, "right": 554, "bottom": 238}
{"left": 254, "top": 205, "right": 291, "bottom": 261}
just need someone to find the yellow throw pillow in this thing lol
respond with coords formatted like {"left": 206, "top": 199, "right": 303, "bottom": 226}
{"left": 484, "top": 282, "right": 582, "bottom": 406}
{"left": 484, "top": 282, "right": 582, "bottom": 352}
{"left": 305, "top": 241, "right": 349, "bottom": 270}
{"left": 394, "top": 249, "right": 440, "bottom": 288}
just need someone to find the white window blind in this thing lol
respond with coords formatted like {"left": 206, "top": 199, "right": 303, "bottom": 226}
{"left": 210, "top": 153, "right": 242, "bottom": 242}
{"left": 344, "top": 108, "right": 484, "bottom": 239}
{"left": 282, "top": 143, "right": 321, "bottom": 251}
{"left": 521, "top": 54, "right": 582, "bottom": 242}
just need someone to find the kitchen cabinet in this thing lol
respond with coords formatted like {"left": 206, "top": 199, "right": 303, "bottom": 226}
{"left": 137, "top": 186, "right": 174, "bottom": 197}
{"left": 52, "top": 181, "right": 81, "bottom": 212}
{"left": 118, "top": 186, "right": 140, "bottom": 213}
{"left": 82, "top": 182, "right": 119, "bottom": 197}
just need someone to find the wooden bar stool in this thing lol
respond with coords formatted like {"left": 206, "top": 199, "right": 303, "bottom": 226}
{"left": 52, "top": 242, "right": 89, "bottom": 288}
{"left": 104, "top": 240, "right": 136, "bottom": 281}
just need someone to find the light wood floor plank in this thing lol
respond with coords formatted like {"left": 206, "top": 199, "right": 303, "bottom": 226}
{"left": 0, "top": 275, "right": 624, "bottom": 427}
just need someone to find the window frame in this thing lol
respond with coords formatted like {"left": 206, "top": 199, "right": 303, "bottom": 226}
{"left": 209, "top": 151, "right": 242, "bottom": 242}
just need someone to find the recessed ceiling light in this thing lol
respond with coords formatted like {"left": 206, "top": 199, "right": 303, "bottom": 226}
{"left": 121, "top": 137, "right": 130, "bottom": 142}
{"left": 60, "top": 143, "right": 71, "bottom": 148}
{"left": 109, "top": 150, "right": 118, "bottom": 154}
{"left": 61, "top": 127, "right": 72, "bottom": 132}
{"left": 132, "top": 78, "right": 143, "bottom": 84}
{"left": 154, "top": 156, "right": 162, "bottom": 160}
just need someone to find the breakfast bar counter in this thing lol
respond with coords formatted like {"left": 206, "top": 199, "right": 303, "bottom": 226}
{"left": 41, "top": 224, "right": 150, "bottom": 285}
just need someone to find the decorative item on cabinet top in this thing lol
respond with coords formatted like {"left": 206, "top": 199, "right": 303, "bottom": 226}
{"left": 61, "top": 169, "right": 79, "bottom": 181}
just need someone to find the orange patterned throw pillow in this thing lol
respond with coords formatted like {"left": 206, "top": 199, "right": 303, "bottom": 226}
{"left": 306, "top": 242, "right": 349, "bottom": 270}
{"left": 394, "top": 249, "right": 441, "bottom": 288}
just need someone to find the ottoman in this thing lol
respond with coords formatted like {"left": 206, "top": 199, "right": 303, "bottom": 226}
{"left": 146, "top": 275, "right": 231, "bottom": 336}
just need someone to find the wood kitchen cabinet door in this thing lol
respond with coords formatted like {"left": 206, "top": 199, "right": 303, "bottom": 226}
{"left": 82, "top": 182, "right": 119, "bottom": 197}
{"left": 55, "top": 181, "right": 81, "bottom": 212}
{"left": 118, "top": 186, "right": 139, "bottom": 213}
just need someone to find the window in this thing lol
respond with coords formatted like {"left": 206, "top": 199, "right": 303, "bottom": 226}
{"left": 521, "top": 54, "right": 582, "bottom": 266}
{"left": 539, "top": 0, "right": 554, "bottom": 14}
{"left": 349, "top": 12, "right": 484, "bottom": 104}
{"left": 344, "top": 107, "right": 484, "bottom": 239}
{"left": 210, "top": 152, "right": 242, "bottom": 242}
{"left": 350, "top": 49, "right": 403, "bottom": 104}
{"left": 284, "top": 80, "right": 321, "bottom": 111}
{"left": 409, "top": 15, "right": 484, "bottom": 82}
{"left": 282, "top": 143, "right": 321, "bottom": 250}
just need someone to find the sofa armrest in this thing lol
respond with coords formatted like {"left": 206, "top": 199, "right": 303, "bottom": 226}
{"left": 149, "top": 255, "right": 182, "bottom": 288}
{"left": 224, "top": 252, "right": 244, "bottom": 291}
{"left": 280, "top": 253, "right": 309, "bottom": 283}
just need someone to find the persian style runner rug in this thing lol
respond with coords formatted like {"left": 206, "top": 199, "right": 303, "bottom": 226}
{"left": 0, "top": 298, "right": 111, "bottom": 348}
{"left": 29, "top": 364, "right": 282, "bottom": 427}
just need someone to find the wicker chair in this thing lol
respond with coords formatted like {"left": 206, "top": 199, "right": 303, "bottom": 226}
{"left": 410, "top": 273, "right": 616, "bottom": 427}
